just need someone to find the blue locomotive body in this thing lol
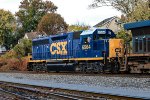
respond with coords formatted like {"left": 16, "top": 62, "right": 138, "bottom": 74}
{"left": 32, "top": 28, "right": 115, "bottom": 60}
{"left": 28, "top": 28, "right": 124, "bottom": 73}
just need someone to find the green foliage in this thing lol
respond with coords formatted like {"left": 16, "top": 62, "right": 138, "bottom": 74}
{"left": 0, "top": 9, "right": 16, "bottom": 49}
{"left": 13, "top": 38, "right": 32, "bottom": 57}
{"left": 128, "top": 1, "right": 150, "bottom": 22}
{"left": 90, "top": 0, "right": 150, "bottom": 22}
{"left": 16, "top": 0, "right": 57, "bottom": 33}
{"left": 1, "top": 50, "right": 16, "bottom": 59}
{"left": 37, "top": 13, "right": 68, "bottom": 35}
{"left": 116, "top": 30, "right": 132, "bottom": 43}
{"left": 13, "top": 43, "right": 25, "bottom": 57}
{"left": 68, "top": 23, "right": 90, "bottom": 32}
{"left": 90, "top": 0, "right": 149, "bottom": 44}
{"left": 90, "top": 0, "right": 139, "bottom": 14}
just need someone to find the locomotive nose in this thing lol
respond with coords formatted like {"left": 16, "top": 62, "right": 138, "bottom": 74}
{"left": 109, "top": 39, "right": 124, "bottom": 58}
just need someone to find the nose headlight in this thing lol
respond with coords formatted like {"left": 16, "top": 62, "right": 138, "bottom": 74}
{"left": 115, "top": 48, "right": 121, "bottom": 52}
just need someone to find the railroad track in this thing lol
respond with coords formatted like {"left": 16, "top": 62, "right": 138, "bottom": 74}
{"left": 0, "top": 81, "right": 146, "bottom": 100}
{"left": 0, "top": 81, "right": 105, "bottom": 100}
{"left": 1, "top": 71, "right": 150, "bottom": 78}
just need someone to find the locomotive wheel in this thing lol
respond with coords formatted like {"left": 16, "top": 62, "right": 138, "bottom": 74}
{"left": 82, "top": 64, "right": 87, "bottom": 73}
{"left": 113, "top": 62, "right": 120, "bottom": 73}
{"left": 36, "top": 64, "right": 41, "bottom": 72}
{"left": 27, "top": 63, "right": 33, "bottom": 71}
{"left": 93, "top": 64, "right": 100, "bottom": 73}
{"left": 42, "top": 63, "right": 47, "bottom": 72}
{"left": 32, "top": 63, "right": 37, "bottom": 71}
{"left": 75, "top": 65, "right": 81, "bottom": 72}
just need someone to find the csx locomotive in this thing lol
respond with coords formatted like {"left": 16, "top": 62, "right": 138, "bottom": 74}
{"left": 27, "top": 20, "right": 150, "bottom": 73}
{"left": 27, "top": 28, "right": 125, "bottom": 73}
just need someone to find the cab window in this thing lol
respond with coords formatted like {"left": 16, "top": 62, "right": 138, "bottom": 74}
{"left": 83, "top": 37, "right": 91, "bottom": 44}
{"left": 93, "top": 34, "right": 105, "bottom": 40}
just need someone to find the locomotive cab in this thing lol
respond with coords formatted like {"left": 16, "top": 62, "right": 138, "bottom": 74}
{"left": 80, "top": 28, "right": 117, "bottom": 58}
{"left": 79, "top": 28, "right": 125, "bottom": 73}
{"left": 80, "top": 34, "right": 93, "bottom": 57}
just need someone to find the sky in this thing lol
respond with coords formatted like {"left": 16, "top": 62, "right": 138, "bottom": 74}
{"left": 0, "top": 0, "right": 122, "bottom": 26}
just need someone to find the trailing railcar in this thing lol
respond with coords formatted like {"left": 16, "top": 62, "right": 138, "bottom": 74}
{"left": 124, "top": 20, "right": 150, "bottom": 73}
{"left": 27, "top": 28, "right": 125, "bottom": 73}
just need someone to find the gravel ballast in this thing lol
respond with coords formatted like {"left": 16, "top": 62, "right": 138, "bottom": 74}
{"left": 0, "top": 73, "right": 149, "bottom": 90}
{"left": 0, "top": 72, "right": 150, "bottom": 99}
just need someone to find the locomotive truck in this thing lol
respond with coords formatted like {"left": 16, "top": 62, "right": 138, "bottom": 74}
{"left": 27, "top": 28, "right": 125, "bottom": 73}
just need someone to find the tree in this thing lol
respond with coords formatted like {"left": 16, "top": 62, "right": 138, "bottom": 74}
{"left": 37, "top": 13, "right": 68, "bottom": 35}
{"left": 0, "top": 9, "right": 16, "bottom": 50}
{"left": 89, "top": 0, "right": 150, "bottom": 22}
{"left": 68, "top": 23, "right": 90, "bottom": 32}
{"left": 116, "top": 30, "right": 132, "bottom": 43}
{"left": 89, "top": 0, "right": 150, "bottom": 43}
{"left": 13, "top": 38, "right": 32, "bottom": 57}
{"left": 89, "top": 0, "right": 138, "bottom": 14}
{"left": 129, "top": 1, "right": 150, "bottom": 21}
{"left": 16, "top": 0, "right": 57, "bottom": 34}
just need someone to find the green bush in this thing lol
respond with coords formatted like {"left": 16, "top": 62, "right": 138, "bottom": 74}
{"left": 116, "top": 30, "right": 132, "bottom": 43}
{"left": 13, "top": 38, "right": 32, "bottom": 58}
{"left": 0, "top": 38, "right": 31, "bottom": 71}
{"left": 1, "top": 50, "right": 16, "bottom": 59}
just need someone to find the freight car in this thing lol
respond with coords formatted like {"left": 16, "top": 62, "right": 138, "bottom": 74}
{"left": 27, "top": 28, "right": 125, "bottom": 73}
{"left": 124, "top": 20, "right": 150, "bottom": 73}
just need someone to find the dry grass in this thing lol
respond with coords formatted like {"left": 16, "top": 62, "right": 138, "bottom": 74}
{"left": 0, "top": 50, "right": 28, "bottom": 71}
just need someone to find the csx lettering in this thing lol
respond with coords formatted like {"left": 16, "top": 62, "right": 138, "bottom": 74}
{"left": 50, "top": 41, "right": 67, "bottom": 55}
{"left": 82, "top": 45, "right": 91, "bottom": 50}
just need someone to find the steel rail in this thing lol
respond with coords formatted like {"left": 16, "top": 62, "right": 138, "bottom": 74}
{"left": 0, "top": 88, "right": 31, "bottom": 100}
{"left": 0, "top": 81, "right": 101, "bottom": 100}
{"left": 1, "top": 71, "right": 149, "bottom": 78}
{"left": 0, "top": 81, "right": 148, "bottom": 100}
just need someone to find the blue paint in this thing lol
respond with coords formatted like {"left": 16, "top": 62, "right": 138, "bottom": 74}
{"left": 124, "top": 20, "right": 150, "bottom": 30}
{"left": 32, "top": 28, "right": 116, "bottom": 60}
